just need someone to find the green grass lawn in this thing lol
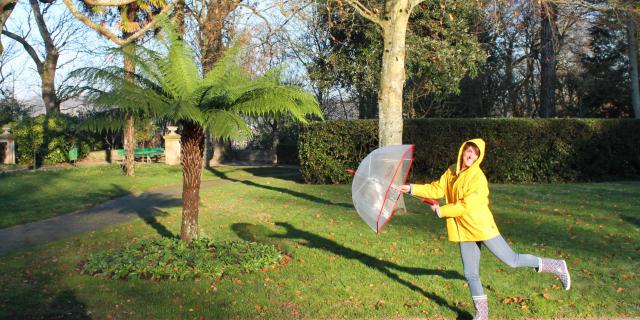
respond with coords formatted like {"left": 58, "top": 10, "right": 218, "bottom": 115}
{"left": 0, "top": 167, "right": 638, "bottom": 319}
{"left": 0, "top": 164, "right": 284, "bottom": 229}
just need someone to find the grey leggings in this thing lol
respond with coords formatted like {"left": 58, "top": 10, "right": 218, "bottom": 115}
{"left": 460, "top": 235, "right": 539, "bottom": 297}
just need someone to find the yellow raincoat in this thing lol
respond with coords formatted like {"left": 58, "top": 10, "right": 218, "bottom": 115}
{"left": 411, "top": 138, "right": 500, "bottom": 242}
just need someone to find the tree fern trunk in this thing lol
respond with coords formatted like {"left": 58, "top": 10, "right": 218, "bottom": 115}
{"left": 180, "top": 121, "right": 204, "bottom": 242}
{"left": 123, "top": 115, "right": 135, "bottom": 176}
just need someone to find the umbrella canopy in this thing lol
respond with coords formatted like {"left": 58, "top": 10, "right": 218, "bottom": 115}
{"left": 351, "top": 145, "right": 415, "bottom": 233}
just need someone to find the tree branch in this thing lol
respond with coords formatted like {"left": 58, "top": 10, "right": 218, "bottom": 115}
{"left": 81, "top": 0, "right": 137, "bottom": 6}
{"left": 342, "top": 0, "right": 383, "bottom": 26}
{"left": 550, "top": 0, "right": 620, "bottom": 13}
{"left": 0, "top": 0, "right": 17, "bottom": 55}
{"left": 62, "top": 0, "right": 175, "bottom": 46}
{"left": 1, "top": 29, "right": 43, "bottom": 69}
{"left": 238, "top": 3, "right": 273, "bottom": 36}
{"left": 29, "top": 0, "right": 55, "bottom": 53}
{"left": 409, "top": 0, "right": 426, "bottom": 11}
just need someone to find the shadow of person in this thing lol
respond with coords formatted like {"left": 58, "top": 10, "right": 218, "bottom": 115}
{"left": 44, "top": 290, "right": 91, "bottom": 320}
{"left": 3, "top": 278, "right": 90, "bottom": 320}
{"left": 231, "top": 221, "right": 472, "bottom": 319}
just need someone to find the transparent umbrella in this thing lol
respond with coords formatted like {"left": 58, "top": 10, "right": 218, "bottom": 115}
{"left": 350, "top": 144, "right": 415, "bottom": 234}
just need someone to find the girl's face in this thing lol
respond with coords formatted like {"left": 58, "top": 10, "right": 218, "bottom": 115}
{"left": 461, "top": 146, "right": 479, "bottom": 170}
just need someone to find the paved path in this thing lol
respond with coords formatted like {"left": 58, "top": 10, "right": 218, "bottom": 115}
{"left": 0, "top": 171, "right": 297, "bottom": 256}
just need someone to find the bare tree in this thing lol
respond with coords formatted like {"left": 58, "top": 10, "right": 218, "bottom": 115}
{"left": 2, "top": 1, "right": 85, "bottom": 114}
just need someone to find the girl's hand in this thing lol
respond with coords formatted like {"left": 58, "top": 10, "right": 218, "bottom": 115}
{"left": 398, "top": 185, "right": 411, "bottom": 193}
{"left": 430, "top": 203, "right": 440, "bottom": 214}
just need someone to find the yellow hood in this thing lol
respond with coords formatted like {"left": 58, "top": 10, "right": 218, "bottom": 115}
{"left": 456, "top": 138, "right": 486, "bottom": 175}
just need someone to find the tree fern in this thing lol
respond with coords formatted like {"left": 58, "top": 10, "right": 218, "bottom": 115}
{"left": 72, "top": 36, "right": 322, "bottom": 136}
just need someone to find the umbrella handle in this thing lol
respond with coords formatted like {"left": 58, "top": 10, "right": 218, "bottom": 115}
{"left": 420, "top": 198, "right": 438, "bottom": 206}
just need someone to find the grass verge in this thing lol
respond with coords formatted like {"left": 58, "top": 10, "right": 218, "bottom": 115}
{"left": 0, "top": 168, "right": 638, "bottom": 319}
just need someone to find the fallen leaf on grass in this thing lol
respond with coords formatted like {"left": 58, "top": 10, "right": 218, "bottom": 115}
{"left": 454, "top": 300, "right": 470, "bottom": 307}
{"left": 404, "top": 300, "right": 421, "bottom": 308}
{"left": 616, "top": 287, "right": 625, "bottom": 293}
{"left": 374, "top": 300, "right": 385, "bottom": 310}
{"left": 502, "top": 296, "right": 528, "bottom": 309}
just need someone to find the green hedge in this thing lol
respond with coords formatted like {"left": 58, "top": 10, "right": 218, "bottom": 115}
{"left": 299, "top": 118, "right": 640, "bottom": 184}
{"left": 13, "top": 114, "right": 94, "bottom": 165}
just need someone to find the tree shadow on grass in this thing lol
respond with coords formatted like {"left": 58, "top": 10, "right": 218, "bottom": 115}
{"left": 619, "top": 214, "right": 640, "bottom": 228}
{"left": 206, "top": 167, "right": 352, "bottom": 209}
{"left": 106, "top": 185, "right": 180, "bottom": 238}
{"left": 236, "top": 166, "right": 302, "bottom": 183}
{"left": 231, "top": 222, "right": 472, "bottom": 319}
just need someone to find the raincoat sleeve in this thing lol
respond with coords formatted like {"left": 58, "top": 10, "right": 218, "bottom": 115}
{"left": 410, "top": 169, "right": 449, "bottom": 200}
{"left": 439, "top": 172, "right": 489, "bottom": 218}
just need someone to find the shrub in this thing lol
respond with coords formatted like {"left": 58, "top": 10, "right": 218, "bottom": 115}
{"left": 299, "top": 118, "right": 640, "bottom": 184}
{"left": 82, "top": 237, "right": 283, "bottom": 281}
{"left": 13, "top": 114, "right": 95, "bottom": 165}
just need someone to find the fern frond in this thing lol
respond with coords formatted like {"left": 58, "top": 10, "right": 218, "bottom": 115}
{"left": 201, "top": 46, "right": 243, "bottom": 86}
{"left": 232, "top": 85, "right": 323, "bottom": 123}
{"left": 113, "top": 44, "right": 166, "bottom": 88}
{"left": 203, "top": 109, "right": 252, "bottom": 141}
{"left": 158, "top": 40, "right": 200, "bottom": 98}
{"left": 166, "top": 100, "right": 206, "bottom": 125}
{"left": 92, "top": 82, "right": 171, "bottom": 117}
{"left": 78, "top": 111, "right": 125, "bottom": 133}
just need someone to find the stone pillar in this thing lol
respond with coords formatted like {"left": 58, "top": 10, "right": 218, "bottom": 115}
{"left": 0, "top": 126, "right": 15, "bottom": 165}
{"left": 164, "top": 126, "right": 181, "bottom": 165}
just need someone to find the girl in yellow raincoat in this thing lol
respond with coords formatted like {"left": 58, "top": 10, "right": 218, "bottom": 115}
{"left": 399, "top": 138, "right": 570, "bottom": 320}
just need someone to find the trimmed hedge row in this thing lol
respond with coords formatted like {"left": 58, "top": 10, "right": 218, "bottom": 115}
{"left": 299, "top": 118, "right": 640, "bottom": 184}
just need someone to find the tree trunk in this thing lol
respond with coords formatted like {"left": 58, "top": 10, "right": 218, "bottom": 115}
{"left": 0, "top": 0, "right": 16, "bottom": 56}
{"left": 378, "top": 1, "right": 410, "bottom": 147}
{"left": 627, "top": 14, "right": 640, "bottom": 119}
{"left": 505, "top": 37, "right": 518, "bottom": 117}
{"left": 41, "top": 50, "right": 60, "bottom": 114}
{"left": 270, "top": 119, "right": 279, "bottom": 165}
{"left": 174, "top": 0, "right": 185, "bottom": 35}
{"left": 180, "top": 121, "right": 204, "bottom": 242}
{"left": 210, "top": 138, "right": 224, "bottom": 166}
{"left": 200, "top": 0, "right": 240, "bottom": 72}
{"left": 122, "top": 40, "right": 136, "bottom": 176}
{"left": 539, "top": 1, "right": 557, "bottom": 118}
